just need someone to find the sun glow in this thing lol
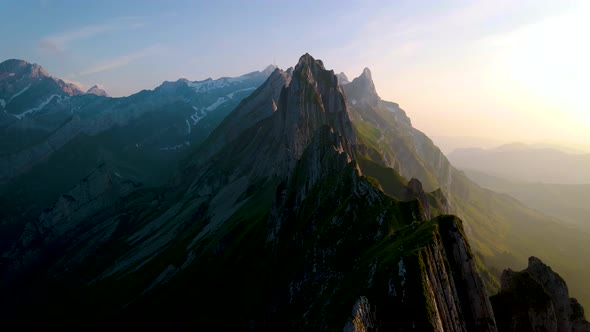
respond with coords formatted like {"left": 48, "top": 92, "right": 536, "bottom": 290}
{"left": 487, "top": 3, "right": 590, "bottom": 140}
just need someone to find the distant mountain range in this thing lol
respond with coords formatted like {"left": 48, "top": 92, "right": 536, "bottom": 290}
{"left": 463, "top": 169, "right": 590, "bottom": 230}
{"left": 434, "top": 136, "right": 590, "bottom": 156}
{"left": 448, "top": 144, "right": 590, "bottom": 184}
{"left": 1, "top": 55, "right": 589, "bottom": 331}
{"left": 0, "top": 59, "right": 276, "bottom": 226}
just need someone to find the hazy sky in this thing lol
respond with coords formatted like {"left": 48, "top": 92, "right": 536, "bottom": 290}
{"left": 1, "top": 0, "right": 588, "bottom": 146}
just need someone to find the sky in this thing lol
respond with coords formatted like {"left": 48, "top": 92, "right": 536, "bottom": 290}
{"left": 1, "top": 0, "right": 589, "bottom": 147}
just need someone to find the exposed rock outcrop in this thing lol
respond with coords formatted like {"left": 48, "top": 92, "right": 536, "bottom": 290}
{"left": 344, "top": 67, "right": 380, "bottom": 106}
{"left": 437, "top": 215, "right": 498, "bottom": 331}
{"left": 340, "top": 215, "right": 497, "bottom": 332}
{"left": 491, "top": 256, "right": 590, "bottom": 332}
{"left": 2, "top": 163, "right": 141, "bottom": 285}
{"left": 407, "top": 177, "right": 431, "bottom": 218}
{"left": 336, "top": 72, "right": 350, "bottom": 85}
{"left": 86, "top": 85, "right": 109, "bottom": 97}
{"left": 343, "top": 296, "right": 380, "bottom": 332}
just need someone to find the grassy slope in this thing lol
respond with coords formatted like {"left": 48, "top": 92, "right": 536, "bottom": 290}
{"left": 351, "top": 113, "right": 590, "bottom": 308}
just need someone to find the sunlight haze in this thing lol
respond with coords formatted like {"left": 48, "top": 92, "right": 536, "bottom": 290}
{"left": 1, "top": 0, "right": 587, "bottom": 147}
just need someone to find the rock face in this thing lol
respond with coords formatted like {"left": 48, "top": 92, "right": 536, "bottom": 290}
{"left": 336, "top": 72, "right": 350, "bottom": 85}
{"left": 343, "top": 64, "right": 590, "bottom": 311}
{"left": 0, "top": 59, "right": 84, "bottom": 120}
{"left": 343, "top": 296, "right": 379, "bottom": 332}
{"left": 86, "top": 85, "right": 109, "bottom": 97}
{"left": 437, "top": 216, "right": 497, "bottom": 331}
{"left": 345, "top": 67, "right": 379, "bottom": 106}
{"left": 491, "top": 256, "right": 590, "bottom": 332}
{"left": 2, "top": 163, "right": 141, "bottom": 286}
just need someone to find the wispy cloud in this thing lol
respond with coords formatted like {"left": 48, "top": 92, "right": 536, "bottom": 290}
{"left": 73, "top": 45, "right": 164, "bottom": 77}
{"left": 39, "top": 24, "right": 115, "bottom": 53}
{"left": 38, "top": 16, "right": 146, "bottom": 53}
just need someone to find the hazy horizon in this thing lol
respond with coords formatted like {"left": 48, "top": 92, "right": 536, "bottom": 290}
{"left": 2, "top": 0, "right": 588, "bottom": 146}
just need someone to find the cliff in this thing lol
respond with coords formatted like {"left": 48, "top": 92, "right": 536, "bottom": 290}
{"left": 491, "top": 256, "right": 590, "bottom": 332}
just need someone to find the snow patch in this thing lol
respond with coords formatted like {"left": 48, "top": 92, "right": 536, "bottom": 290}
{"left": 190, "top": 106, "right": 205, "bottom": 125}
{"left": 14, "top": 94, "right": 61, "bottom": 120}
{"left": 351, "top": 99, "right": 357, "bottom": 105}
{"left": 188, "top": 96, "right": 230, "bottom": 125}
{"left": 0, "top": 99, "right": 5, "bottom": 108}
{"left": 8, "top": 84, "right": 31, "bottom": 102}
{"left": 186, "top": 119, "right": 191, "bottom": 134}
{"left": 226, "top": 86, "right": 256, "bottom": 99}
{"left": 8, "top": 73, "right": 15, "bottom": 77}
{"left": 205, "top": 97, "right": 226, "bottom": 111}
{"left": 187, "top": 74, "right": 250, "bottom": 93}
{"left": 113, "top": 172, "right": 123, "bottom": 179}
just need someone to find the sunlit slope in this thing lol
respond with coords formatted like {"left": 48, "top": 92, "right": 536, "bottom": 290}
{"left": 343, "top": 68, "right": 590, "bottom": 307}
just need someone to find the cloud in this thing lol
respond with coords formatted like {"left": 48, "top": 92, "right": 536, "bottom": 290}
{"left": 39, "top": 24, "right": 115, "bottom": 53}
{"left": 73, "top": 45, "right": 164, "bottom": 77}
{"left": 38, "top": 17, "right": 146, "bottom": 53}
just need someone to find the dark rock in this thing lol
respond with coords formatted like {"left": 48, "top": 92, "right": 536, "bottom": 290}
{"left": 491, "top": 256, "right": 590, "bottom": 332}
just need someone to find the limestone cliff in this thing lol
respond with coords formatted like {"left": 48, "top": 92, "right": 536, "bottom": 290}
{"left": 491, "top": 256, "right": 590, "bottom": 332}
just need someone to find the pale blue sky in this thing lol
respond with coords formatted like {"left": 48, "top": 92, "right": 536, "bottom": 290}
{"left": 1, "top": 0, "right": 588, "bottom": 145}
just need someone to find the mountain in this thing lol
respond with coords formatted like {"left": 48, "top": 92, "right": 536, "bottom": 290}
{"left": 0, "top": 54, "right": 500, "bottom": 331}
{"left": 491, "top": 256, "right": 590, "bottom": 331}
{"left": 431, "top": 136, "right": 509, "bottom": 155}
{"left": 463, "top": 169, "right": 590, "bottom": 230}
{"left": 0, "top": 59, "right": 274, "bottom": 252}
{"left": 336, "top": 72, "right": 350, "bottom": 85}
{"left": 0, "top": 59, "right": 84, "bottom": 122}
{"left": 339, "top": 65, "right": 590, "bottom": 309}
{"left": 86, "top": 84, "right": 109, "bottom": 97}
{"left": 0, "top": 54, "right": 589, "bottom": 330}
{"left": 448, "top": 144, "right": 590, "bottom": 184}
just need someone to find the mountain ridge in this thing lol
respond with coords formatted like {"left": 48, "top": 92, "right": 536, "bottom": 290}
{"left": 0, "top": 53, "right": 588, "bottom": 330}
{"left": 0, "top": 53, "right": 499, "bottom": 330}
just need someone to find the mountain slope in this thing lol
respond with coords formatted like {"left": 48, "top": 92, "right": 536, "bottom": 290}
{"left": 0, "top": 61, "right": 274, "bottom": 255}
{"left": 0, "top": 59, "right": 84, "bottom": 123}
{"left": 491, "top": 257, "right": 590, "bottom": 331}
{"left": 463, "top": 169, "right": 590, "bottom": 230}
{"left": 448, "top": 145, "right": 590, "bottom": 184}
{"left": 341, "top": 67, "right": 590, "bottom": 308}
{"left": 1, "top": 54, "right": 498, "bottom": 331}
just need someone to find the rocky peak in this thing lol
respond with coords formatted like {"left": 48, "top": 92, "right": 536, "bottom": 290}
{"left": 345, "top": 67, "right": 380, "bottom": 106}
{"left": 54, "top": 78, "right": 84, "bottom": 96}
{"left": 361, "top": 67, "right": 373, "bottom": 80}
{"left": 0, "top": 58, "right": 84, "bottom": 102}
{"left": 336, "top": 72, "right": 350, "bottom": 85}
{"left": 491, "top": 256, "right": 590, "bottom": 332}
{"left": 0, "top": 59, "right": 29, "bottom": 70}
{"left": 261, "top": 64, "right": 278, "bottom": 76}
{"left": 271, "top": 53, "right": 357, "bottom": 172}
{"left": 86, "top": 84, "right": 109, "bottom": 97}
{"left": 29, "top": 63, "right": 50, "bottom": 78}
{"left": 524, "top": 256, "right": 577, "bottom": 332}
{"left": 0, "top": 59, "right": 50, "bottom": 80}
{"left": 406, "top": 178, "right": 431, "bottom": 218}
{"left": 293, "top": 53, "right": 327, "bottom": 82}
